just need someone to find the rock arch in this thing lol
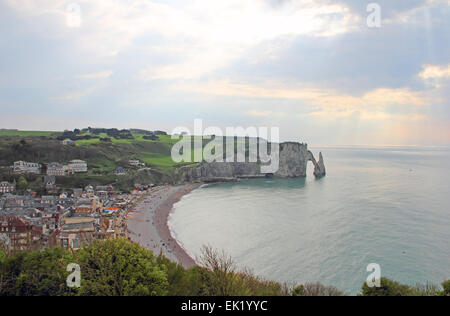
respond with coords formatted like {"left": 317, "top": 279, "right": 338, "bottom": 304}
{"left": 307, "top": 151, "right": 326, "bottom": 178}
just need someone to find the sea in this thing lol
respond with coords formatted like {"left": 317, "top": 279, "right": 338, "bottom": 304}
{"left": 168, "top": 146, "right": 450, "bottom": 295}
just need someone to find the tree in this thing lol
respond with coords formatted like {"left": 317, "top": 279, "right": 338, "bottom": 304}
{"left": 361, "top": 278, "right": 418, "bottom": 296}
{"left": 0, "top": 247, "right": 74, "bottom": 296}
{"left": 17, "top": 176, "right": 28, "bottom": 191}
{"left": 0, "top": 248, "right": 5, "bottom": 264}
{"left": 292, "top": 283, "right": 345, "bottom": 296}
{"left": 156, "top": 254, "right": 204, "bottom": 296}
{"left": 75, "top": 239, "right": 168, "bottom": 296}
{"left": 442, "top": 280, "right": 450, "bottom": 296}
{"left": 292, "top": 285, "right": 305, "bottom": 296}
{"left": 197, "top": 246, "right": 288, "bottom": 296}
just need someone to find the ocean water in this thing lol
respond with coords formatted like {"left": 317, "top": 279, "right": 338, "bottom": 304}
{"left": 169, "top": 146, "right": 450, "bottom": 295}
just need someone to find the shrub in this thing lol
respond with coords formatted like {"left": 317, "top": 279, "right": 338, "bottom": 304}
{"left": 0, "top": 247, "right": 74, "bottom": 296}
{"left": 292, "top": 283, "right": 345, "bottom": 296}
{"left": 156, "top": 254, "right": 204, "bottom": 296}
{"left": 413, "top": 283, "right": 442, "bottom": 296}
{"left": 442, "top": 280, "right": 450, "bottom": 296}
{"left": 197, "top": 246, "right": 288, "bottom": 296}
{"left": 361, "top": 278, "right": 419, "bottom": 296}
{"left": 75, "top": 239, "right": 168, "bottom": 296}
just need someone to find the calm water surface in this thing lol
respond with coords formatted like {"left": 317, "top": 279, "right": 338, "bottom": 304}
{"left": 169, "top": 146, "right": 450, "bottom": 294}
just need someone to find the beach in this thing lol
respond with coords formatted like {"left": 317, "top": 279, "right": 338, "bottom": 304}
{"left": 127, "top": 183, "right": 201, "bottom": 268}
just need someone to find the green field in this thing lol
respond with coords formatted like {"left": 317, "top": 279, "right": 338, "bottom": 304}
{"left": 72, "top": 133, "right": 188, "bottom": 169}
{"left": 0, "top": 130, "right": 59, "bottom": 137}
{"left": 74, "top": 133, "right": 182, "bottom": 146}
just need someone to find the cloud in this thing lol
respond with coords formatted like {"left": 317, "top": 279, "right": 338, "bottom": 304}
{"left": 1, "top": 0, "right": 449, "bottom": 145}
{"left": 246, "top": 110, "right": 282, "bottom": 117}
{"left": 4, "top": 0, "right": 359, "bottom": 80}
{"left": 178, "top": 79, "right": 427, "bottom": 114}
{"left": 419, "top": 64, "right": 450, "bottom": 79}
{"left": 76, "top": 70, "right": 113, "bottom": 80}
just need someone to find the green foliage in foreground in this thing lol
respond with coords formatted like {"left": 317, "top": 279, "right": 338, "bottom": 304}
{"left": 292, "top": 283, "right": 345, "bottom": 296}
{"left": 75, "top": 239, "right": 168, "bottom": 296}
{"left": 360, "top": 277, "right": 449, "bottom": 296}
{"left": 442, "top": 280, "right": 450, "bottom": 296}
{"left": 0, "top": 239, "right": 448, "bottom": 296}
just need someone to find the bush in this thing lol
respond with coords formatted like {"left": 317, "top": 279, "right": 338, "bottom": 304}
{"left": 75, "top": 239, "right": 168, "bottom": 296}
{"left": 156, "top": 255, "right": 205, "bottom": 296}
{"left": 197, "top": 246, "right": 288, "bottom": 296}
{"left": 143, "top": 135, "right": 159, "bottom": 141}
{"left": 0, "top": 247, "right": 74, "bottom": 296}
{"left": 1, "top": 239, "right": 447, "bottom": 297}
{"left": 292, "top": 283, "right": 345, "bottom": 296}
{"left": 0, "top": 239, "right": 169, "bottom": 296}
{"left": 414, "top": 283, "right": 443, "bottom": 296}
{"left": 442, "top": 280, "right": 450, "bottom": 296}
{"left": 361, "top": 278, "right": 419, "bottom": 296}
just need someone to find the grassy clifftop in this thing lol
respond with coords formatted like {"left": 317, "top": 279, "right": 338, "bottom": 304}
{"left": 0, "top": 131, "right": 191, "bottom": 189}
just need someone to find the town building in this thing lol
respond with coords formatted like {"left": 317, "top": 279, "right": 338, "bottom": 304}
{"left": 75, "top": 203, "right": 92, "bottom": 216}
{"left": 128, "top": 159, "right": 144, "bottom": 167}
{"left": 61, "top": 139, "right": 75, "bottom": 146}
{"left": 59, "top": 217, "right": 96, "bottom": 250}
{"left": 47, "top": 162, "right": 70, "bottom": 176}
{"left": 73, "top": 188, "right": 83, "bottom": 198}
{"left": 0, "top": 181, "right": 15, "bottom": 194}
{"left": 13, "top": 161, "right": 41, "bottom": 174}
{"left": 0, "top": 215, "right": 42, "bottom": 251}
{"left": 43, "top": 176, "right": 57, "bottom": 194}
{"left": 68, "top": 160, "right": 88, "bottom": 173}
{"left": 84, "top": 185, "right": 94, "bottom": 197}
{"left": 114, "top": 167, "right": 127, "bottom": 176}
{"left": 75, "top": 196, "right": 102, "bottom": 215}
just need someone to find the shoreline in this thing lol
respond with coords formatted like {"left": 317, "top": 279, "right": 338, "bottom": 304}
{"left": 127, "top": 183, "right": 202, "bottom": 268}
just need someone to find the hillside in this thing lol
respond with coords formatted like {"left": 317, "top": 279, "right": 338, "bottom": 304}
{"left": 0, "top": 130, "right": 193, "bottom": 190}
{"left": 0, "top": 128, "right": 274, "bottom": 190}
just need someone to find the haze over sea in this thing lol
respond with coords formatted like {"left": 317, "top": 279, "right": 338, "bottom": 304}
{"left": 169, "top": 146, "right": 450, "bottom": 295}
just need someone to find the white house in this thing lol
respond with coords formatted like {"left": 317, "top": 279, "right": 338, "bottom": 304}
{"left": 129, "top": 159, "right": 144, "bottom": 167}
{"left": 68, "top": 160, "right": 88, "bottom": 173}
{"left": 47, "top": 163, "right": 69, "bottom": 176}
{"left": 13, "top": 161, "right": 41, "bottom": 174}
{"left": 61, "top": 139, "right": 75, "bottom": 146}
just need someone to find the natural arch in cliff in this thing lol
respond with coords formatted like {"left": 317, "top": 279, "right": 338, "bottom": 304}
{"left": 307, "top": 151, "right": 326, "bottom": 178}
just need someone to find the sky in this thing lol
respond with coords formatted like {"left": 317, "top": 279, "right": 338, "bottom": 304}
{"left": 0, "top": 0, "right": 449, "bottom": 145}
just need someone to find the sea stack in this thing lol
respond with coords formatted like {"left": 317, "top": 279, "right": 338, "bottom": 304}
{"left": 313, "top": 152, "right": 326, "bottom": 178}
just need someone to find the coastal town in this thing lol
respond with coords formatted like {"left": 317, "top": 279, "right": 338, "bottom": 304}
{"left": 0, "top": 159, "right": 156, "bottom": 253}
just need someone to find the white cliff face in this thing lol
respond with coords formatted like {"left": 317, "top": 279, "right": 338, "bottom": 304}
{"left": 179, "top": 142, "right": 325, "bottom": 182}
{"left": 274, "top": 142, "right": 309, "bottom": 177}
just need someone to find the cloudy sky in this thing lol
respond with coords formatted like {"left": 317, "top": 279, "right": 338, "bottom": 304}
{"left": 1, "top": 0, "right": 449, "bottom": 145}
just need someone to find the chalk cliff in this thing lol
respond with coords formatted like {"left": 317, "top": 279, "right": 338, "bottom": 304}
{"left": 178, "top": 142, "right": 326, "bottom": 182}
